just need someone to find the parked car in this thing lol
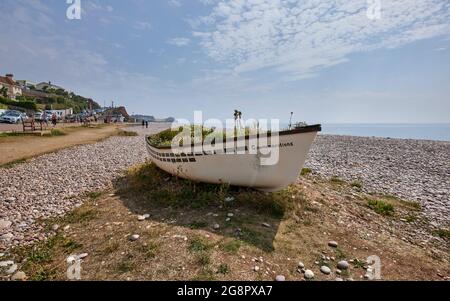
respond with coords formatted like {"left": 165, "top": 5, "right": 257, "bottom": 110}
{"left": 0, "top": 110, "right": 28, "bottom": 124}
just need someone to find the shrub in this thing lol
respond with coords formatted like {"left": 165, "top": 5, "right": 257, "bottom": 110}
{"left": 0, "top": 96, "right": 37, "bottom": 110}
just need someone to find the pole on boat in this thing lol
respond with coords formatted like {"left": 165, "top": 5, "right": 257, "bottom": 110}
{"left": 234, "top": 110, "right": 238, "bottom": 136}
{"left": 234, "top": 110, "right": 243, "bottom": 134}
{"left": 289, "top": 112, "right": 294, "bottom": 130}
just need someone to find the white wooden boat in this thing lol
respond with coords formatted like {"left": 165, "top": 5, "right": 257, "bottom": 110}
{"left": 145, "top": 125, "right": 321, "bottom": 191}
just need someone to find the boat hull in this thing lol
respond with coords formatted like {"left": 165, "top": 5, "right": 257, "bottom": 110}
{"left": 145, "top": 125, "right": 320, "bottom": 192}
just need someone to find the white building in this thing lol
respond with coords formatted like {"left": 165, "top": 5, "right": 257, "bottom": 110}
{"left": 35, "top": 81, "right": 64, "bottom": 92}
{"left": 16, "top": 79, "right": 37, "bottom": 90}
{"left": 0, "top": 74, "right": 22, "bottom": 100}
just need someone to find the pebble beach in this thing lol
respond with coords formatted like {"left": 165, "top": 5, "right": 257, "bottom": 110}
{"left": 306, "top": 135, "right": 450, "bottom": 228}
{"left": 1, "top": 127, "right": 449, "bottom": 251}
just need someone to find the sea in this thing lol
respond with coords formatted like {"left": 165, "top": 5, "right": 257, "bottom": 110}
{"left": 318, "top": 124, "right": 450, "bottom": 142}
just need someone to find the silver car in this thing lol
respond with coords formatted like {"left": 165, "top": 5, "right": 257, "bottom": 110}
{"left": 0, "top": 110, "right": 28, "bottom": 124}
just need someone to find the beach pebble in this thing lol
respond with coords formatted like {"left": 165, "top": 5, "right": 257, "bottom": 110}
{"left": 304, "top": 270, "right": 314, "bottom": 279}
{"left": 254, "top": 266, "right": 260, "bottom": 272}
{"left": 0, "top": 220, "right": 12, "bottom": 230}
{"left": 173, "top": 235, "right": 188, "bottom": 241}
{"left": 6, "top": 264, "right": 18, "bottom": 275}
{"left": 337, "top": 260, "right": 349, "bottom": 270}
{"left": 227, "top": 213, "right": 234, "bottom": 217}
{"left": 275, "top": 275, "right": 286, "bottom": 281}
{"left": 262, "top": 223, "right": 271, "bottom": 228}
{"left": 0, "top": 260, "right": 14, "bottom": 267}
{"left": 143, "top": 214, "right": 150, "bottom": 219}
{"left": 52, "top": 224, "right": 60, "bottom": 231}
{"left": 328, "top": 241, "right": 338, "bottom": 248}
{"left": 1, "top": 233, "right": 14, "bottom": 241}
{"left": 129, "top": 234, "right": 140, "bottom": 241}
{"left": 78, "top": 253, "right": 88, "bottom": 259}
{"left": 298, "top": 262, "right": 305, "bottom": 269}
{"left": 137, "top": 215, "right": 146, "bottom": 221}
{"left": 225, "top": 197, "right": 235, "bottom": 202}
{"left": 335, "top": 278, "right": 344, "bottom": 281}
{"left": 11, "top": 271, "right": 27, "bottom": 281}
{"left": 213, "top": 224, "right": 220, "bottom": 230}
{"left": 320, "top": 266, "right": 331, "bottom": 275}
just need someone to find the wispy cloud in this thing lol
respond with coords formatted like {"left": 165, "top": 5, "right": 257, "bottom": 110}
{"left": 134, "top": 21, "right": 152, "bottom": 30}
{"left": 167, "top": 37, "right": 191, "bottom": 47}
{"left": 168, "top": 0, "right": 182, "bottom": 8}
{"left": 194, "top": 0, "right": 450, "bottom": 80}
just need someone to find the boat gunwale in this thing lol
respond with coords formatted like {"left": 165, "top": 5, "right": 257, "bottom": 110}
{"left": 146, "top": 124, "right": 322, "bottom": 150}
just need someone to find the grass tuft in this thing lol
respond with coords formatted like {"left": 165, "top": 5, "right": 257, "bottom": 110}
{"left": 145, "top": 242, "right": 160, "bottom": 259}
{"left": 368, "top": 199, "right": 394, "bottom": 216}
{"left": 190, "top": 221, "right": 208, "bottom": 229}
{"left": 330, "top": 176, "right": 345, "bottom": 184}
{"left": 188, "top": 236, "right": 211, "bottom": 253}
{"left": 217, "top": 264, "right": 230, "bottom": 275}
{"left": 350, "top": 181, "right": 363, "bottom": 189}
{"left": 1, "top": 158, "right": 27, "bottom": 169}
{"left": 433, "top": 229, "right": 450, "bottom": 239}
{"left": 64, "top": 206, "right": 98, "bottom": 225}
{"left": 301, "top": 168, "right": 312, "bottom": 176}
{"left": 116, "top": 255, "right": 135, "bottom": 274}
{"left": 220, "top": 239, "right": 242, "bottom": 254}
{"left": 116, "top": 129, "right": 138, "bottom": 137}
{"left": 87, "top": 191, "right": 102, "bottom": 200}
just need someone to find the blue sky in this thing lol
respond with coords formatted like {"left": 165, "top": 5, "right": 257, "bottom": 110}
{"left": 0, "top": 0, "right": 449, "bottom": 123}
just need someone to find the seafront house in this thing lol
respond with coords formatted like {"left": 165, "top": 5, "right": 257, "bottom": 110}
{"left": 16, "top": 79, "right": 37, "bottom": 90}
{"left": 35, "top": 81, "right": 64, "bottom": 92}
{"left": 0, "top": 74, "right": 22, "bottom": 100}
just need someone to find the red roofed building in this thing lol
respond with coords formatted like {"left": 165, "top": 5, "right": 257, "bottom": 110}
{"left": 0, "top": 74, "right": 22, "bottom": 100}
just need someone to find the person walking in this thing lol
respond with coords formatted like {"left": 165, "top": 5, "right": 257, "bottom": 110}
{"left": 51, "top": 113, "right": 57, "bottom": 128}
{"left": 145, "top": 120, "right": 149, "bottom": 129}
{"left": 42, "top": 111, "right": 48, "bottom": 127}
{"left": 142, "top": 120, "right": 145, "bottom": 128}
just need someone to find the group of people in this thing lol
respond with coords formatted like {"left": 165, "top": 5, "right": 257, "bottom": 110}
{"left": 40, "top": 111, "right": 58, "bottom": 127}
{"left": 142, "top": 120, "right": 149, "bottom": 128}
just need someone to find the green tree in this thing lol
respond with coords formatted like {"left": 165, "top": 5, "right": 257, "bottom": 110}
{"left": 0, "top": 87, "right": 7, "bottom": 98}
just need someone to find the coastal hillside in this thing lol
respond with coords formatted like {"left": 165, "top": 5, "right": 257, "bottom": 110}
{"left": 0, "top": 86, "right": 100, "bottom": 114}
{"left": 20, "top": 89, "right": 101, "bottom": 113}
